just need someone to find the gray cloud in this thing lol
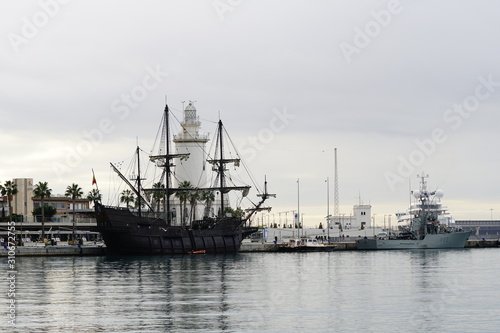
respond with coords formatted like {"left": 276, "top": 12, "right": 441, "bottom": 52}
{"left": 1, "top": 0, "right": 500, "bottom": 223}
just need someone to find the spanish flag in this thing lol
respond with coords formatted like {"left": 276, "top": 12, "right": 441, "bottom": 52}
{"left": 92, "top": 169, "right": 97, "bottom": 185}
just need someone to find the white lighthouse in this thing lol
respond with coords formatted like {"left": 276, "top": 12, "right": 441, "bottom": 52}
{"left": 172, "top": 101, "right": 210, "bottom": 222}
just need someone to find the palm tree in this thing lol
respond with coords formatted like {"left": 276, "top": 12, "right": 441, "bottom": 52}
{"left": 151, "top": 182, "right": 165, "bottom": 216}
{"left": 133, "top": 196, "right": 146, "bottom": 211}
{"left": 175, "top": 181, "right": 191, "bottom": 226}
{"left": 200, "top": 190, "right": 215, "bottom": 218}
{"left": 0, "top": 180, "right": 18, "bottom": 222}
{"left": 65, "top": 183, "right": 83, "bottom": 242}
{"left": 87, "top": 189, "right": 102, "bottom": 205}
{"left": 224, "top": 206, "right": 244, "bottom": 218}
{"left": 120, "top": 189, "right": 135, "bottom": 209}
{"left": 33, "top": 181, "right": 52, "bottom": 241}
{"left": 188, "top": 190, "right": 200, "bottom": 224}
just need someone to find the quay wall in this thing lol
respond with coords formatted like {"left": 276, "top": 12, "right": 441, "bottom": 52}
{"left": 0, "top": 245, "right": 106, "bottom": 257}
{"left": 1, "top": 239, "right": 497, "bottom": 256}
{"left": 240, "top": 239, "right": 498, "bottom": 252}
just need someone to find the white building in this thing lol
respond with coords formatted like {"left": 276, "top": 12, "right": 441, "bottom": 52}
{"left": 13, "top": 178, "right": 34, "bottom": 219}
{"left": 332, "top": 204, "right": 372, "bottom": 231}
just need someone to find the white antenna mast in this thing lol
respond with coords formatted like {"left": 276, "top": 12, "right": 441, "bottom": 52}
{"left": 334, "top": 148, "right": 339, "bottom": 222}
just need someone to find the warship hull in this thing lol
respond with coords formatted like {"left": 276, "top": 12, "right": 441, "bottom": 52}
{"left": 356, "top": 231, "right": 471, "bottom": 250}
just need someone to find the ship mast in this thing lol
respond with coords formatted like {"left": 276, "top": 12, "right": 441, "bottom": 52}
{"left": 149, "top": 103, "right": 189, "bottom": 225}
{"left": 109, "top": 141, "right": 152, "bottom": 213}
{"left": 413, "top": 173, "right": 430, "bottom": 239}
{"left": 218, "top": 120, "right": 226, "bottom": 215}
{"left": 136, "top": 145, "right": 142, "bottom": 217}
{"left": 244, "top": 177, "right": 275, "bottom": 222}
{"left": 110, "top": 161, "right": 153, "bottom": 212}
{"left": 208, "top": 119, "right": 250, "bottom": 218}
{"left": 165, "top": 104, "right": 171, "bottom": 224}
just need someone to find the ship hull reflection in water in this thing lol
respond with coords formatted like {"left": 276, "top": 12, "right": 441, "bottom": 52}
{"left": 12, "top": 250, "right": 500, "bottom": 332}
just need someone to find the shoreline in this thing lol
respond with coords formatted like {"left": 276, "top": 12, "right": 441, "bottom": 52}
{"left": 1, "top": 238, "right": 498, "bottom": 257}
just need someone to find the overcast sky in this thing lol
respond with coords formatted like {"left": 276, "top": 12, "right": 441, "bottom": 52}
{"left": 2, "top": 0, "right": 500, "bottom": 226}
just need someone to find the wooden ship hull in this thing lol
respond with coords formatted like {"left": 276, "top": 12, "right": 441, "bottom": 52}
{"left": 95, "top": 203, "right": 258, "bottom": 254}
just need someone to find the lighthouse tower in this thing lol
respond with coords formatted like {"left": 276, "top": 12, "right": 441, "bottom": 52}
{"left": 172, "top": 102, "right": 209, "bottom": 222}
{"left": 173, "top": 101, "right": 209, "bottom": 186}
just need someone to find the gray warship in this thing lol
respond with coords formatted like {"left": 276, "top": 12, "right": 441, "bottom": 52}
{"left": 357, "top": 174, "right": 471, "bottom": 250}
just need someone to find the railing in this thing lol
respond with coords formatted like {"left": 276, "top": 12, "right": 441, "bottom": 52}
{"left": 0, "top": 216, "right": 97, "bottom": 224}
{"left": 173, "top": 133, "right": 209, "bottom": 141}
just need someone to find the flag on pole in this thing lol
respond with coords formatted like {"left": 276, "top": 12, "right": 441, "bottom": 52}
{"left": 92, "top": 169, "right": 97, "bottom": 185}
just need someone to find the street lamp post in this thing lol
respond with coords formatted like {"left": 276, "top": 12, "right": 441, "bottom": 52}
{"left": 297, "top": 178, "right": 300, "bottom": 238}
{"left": 326, "top": 177, "right": 330, "bottom": 240}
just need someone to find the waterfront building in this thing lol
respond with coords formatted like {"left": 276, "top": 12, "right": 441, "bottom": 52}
{"left": 32, "top": 195, "right": 93, "bottom": 223}
{"left": 331, "top": 204, "right": 372, "bottom": 231}
{"left": 13, "top": 178, "right": 34, "bottom": 220}
{"left": 1, "top": 177, "right": 94, "bottom": 223}
{"left": 0, "top": 189, "right": 97, "bottom": 241}
{"left": 455, "top": 220, "right": 500, "bottom": 238}
{"left": 0, "top": 178, "right": 33, "bottom": 219}
{"left": 269, "top": 204, "right": 372, "bottom": 232}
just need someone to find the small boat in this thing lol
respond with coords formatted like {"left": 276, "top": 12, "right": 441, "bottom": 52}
{"left": 187, "top": 250, "right": 206, "bottom": 255}
{"left": 278, "top": 237, "right": 337, "bottom": 252}
{"left": 357, "top": 174, "right": 471, "bottom": 250}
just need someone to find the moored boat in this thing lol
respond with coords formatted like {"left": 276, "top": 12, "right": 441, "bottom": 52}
{"left": 357, "top": 174, "right": 471, "bottom": 250}
{"left": 278, "top": 237, "right": 337, "bottom": 252}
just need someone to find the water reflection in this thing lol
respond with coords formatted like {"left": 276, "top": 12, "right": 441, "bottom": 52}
{"left": 405, "top": 249, "right": 470, "bottom": 332}
{"left": 5, "top": 249, "right": 499, "bottom": 332}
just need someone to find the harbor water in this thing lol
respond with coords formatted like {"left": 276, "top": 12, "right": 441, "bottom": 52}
{"left": 3, "top": 248, "right": 500, "bottom": 332}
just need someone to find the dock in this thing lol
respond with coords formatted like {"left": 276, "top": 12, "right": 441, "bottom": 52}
{"left": 465, "top": 239, "right": 499, "bottom": 248}
{"left": 239, "top": 239, "right": 498, "bottom": 252}
{"left": 1, "top": 239, "right": 497, "bottom": 257}
{"left": 1, "top": 244, "right": 106, "bottom": 257}
{"left": 239, "top": 241, "right": 358, "bottom": 252}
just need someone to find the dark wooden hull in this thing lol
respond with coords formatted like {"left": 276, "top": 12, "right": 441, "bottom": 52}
{"left": 95, "top": 203, "right": 256, "bottom": 255}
